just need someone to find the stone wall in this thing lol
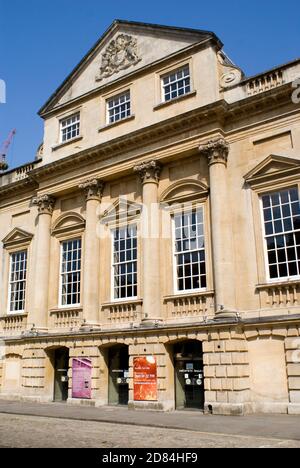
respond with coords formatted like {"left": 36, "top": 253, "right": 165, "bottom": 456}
{"left": 1, "top": 321, "right": 300, "bottom": 415}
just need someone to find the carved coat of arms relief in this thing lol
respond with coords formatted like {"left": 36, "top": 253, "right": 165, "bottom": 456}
{"left": 96, "top": 34, "right": 141, "bottom": 81}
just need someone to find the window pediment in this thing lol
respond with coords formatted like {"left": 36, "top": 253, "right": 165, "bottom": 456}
{"left": 100, "top": 198, "right": 142, "bottom": 226}
{"left": 244, "top": 154, "right": 300, "bottom": 189}
{"left": 52, "top": 212, "right": 85, "bottom": 237}
{"left": 2, "top": 228, "right": 34, "bottom": 249}
{"left": 160, "top": 179, "right": 209, "bottom": 205}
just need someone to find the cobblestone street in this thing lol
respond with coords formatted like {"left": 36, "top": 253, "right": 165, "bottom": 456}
{"left": 0, "top": 413, "right": 300, "bottom": 448}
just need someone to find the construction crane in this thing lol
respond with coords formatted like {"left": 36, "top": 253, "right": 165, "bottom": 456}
{"left": 0, "top": 129, "right": 16, "bottom": 172}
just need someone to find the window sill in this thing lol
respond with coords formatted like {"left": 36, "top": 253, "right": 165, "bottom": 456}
{"left": 98, "top": 114, "right": 135, "bottom": 133}
{"left": 256, "top": 279, "right": 300, "bottom": 289}
{"left": 51, "top": 136, "right": 83, "bottom": 152}
{"left": 0, "top": 312, "right": 28, "bottom": 319}
{"left": 50, "top": 306, "right": 83, "bottom": 314}
{"left": 153, "top": 90, "right": 197, "bottom": 111}
{"left": 102, "top": 298, "right": 142, "bottom": 308}
{"left": 164, "top": 290, "right": 214, "bottom": 301}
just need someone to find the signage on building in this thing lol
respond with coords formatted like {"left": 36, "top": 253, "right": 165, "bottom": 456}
{"left": 133, "top": 356, "right": 157, "bottom": 401}
{"left": 72, "top": 358, "right": 92, "bottom": 399}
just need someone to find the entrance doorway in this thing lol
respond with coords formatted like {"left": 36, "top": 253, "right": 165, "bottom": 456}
{"left": 173, "top": 340, "right": 204, "bottom": 410}
{"left": 53, "top": 347, "right": 69, "bottom": 402}
{"left": 108, "top": 345, "right": 129, "bottom": 406}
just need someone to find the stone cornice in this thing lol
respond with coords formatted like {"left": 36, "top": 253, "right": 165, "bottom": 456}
{"left": 134, "top": 160, "right": 162, "bottom": 184}
{"left": 2, "top": 314, "right": 300, "bottom": 343}
{"left": 27, "top": 100, "right": 229, "bottom": 184}
{"left": 225, "top": 82, "right": 299, "bottom": 121}
{"left": 32, "top": 84, "right": 299, "bottom": 182}
{"left": 0, "top": 82, "right": 298, "bottom": 200}
{"left": 199, "top": 137, "right": 229, "bottom": 166}
{"left": 79, "top": 178, "right": 105, "bottom": 201}
{"left": 32, "top": 194, "right": 56, "bottom": 215}
{"left": 0, "top": 177, "right": 38, "bottom": 199}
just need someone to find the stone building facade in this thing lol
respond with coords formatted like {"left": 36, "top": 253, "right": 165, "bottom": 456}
{"left": 1, "top": 20, "right": 300, "bottom": 415}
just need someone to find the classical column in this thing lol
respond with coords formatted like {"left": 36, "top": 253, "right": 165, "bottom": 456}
{"left": 199, "top": 138, "right": 236, "bottom": 317}
{"left": 134, "top": 160, "right": 162, "bottom": 324}
{"left": 31, "top": 194, "right": 56, "bottom": 330}
{"left": 79, "top": 178, "right": 104, "bottom": 327}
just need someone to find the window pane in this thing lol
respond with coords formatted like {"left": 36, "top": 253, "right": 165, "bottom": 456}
{"left": 162, "top": 66, "right": 190, "bottom": 102}
{"left": 60, "top": 239, "right": 81, "bottom": 306}
{"left": 9, "top": 251, "right": 27, "bottom": 312}
{"left": 174, "top": 208, "right": 206, "bottom": 292}
{"left": 262, "top": 188, "right": 300, "bottom": 280}
{"left": 107, "top": 91, "right": 131, "bottom": 124}
{"left": 112, "top": 225, "right": 137, "bottom": 299}
{"left": 60, "top": 113, "right": 80, "bottom": 142}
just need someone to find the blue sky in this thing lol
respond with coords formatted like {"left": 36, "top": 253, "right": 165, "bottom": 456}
{"left": 1, "top": 0, "right": 300, "bottom": 169}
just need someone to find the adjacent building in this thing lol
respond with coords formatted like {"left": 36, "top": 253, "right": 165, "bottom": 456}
{"left": 1, "top": 20, "right": 300, "bottom": 415}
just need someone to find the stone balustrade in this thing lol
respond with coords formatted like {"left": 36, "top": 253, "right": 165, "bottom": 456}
{"left": 246, "top": 69, "right": 284, "bottom": 96}
{"left": 49, "top": 308, "right": 83, "bottom": 330}
{"left": 0, "top": 313, "right": 28, "bottom": 336}
{"left": 102, "top": 299, "right": 143, "bottom": 325}
{"left": 0, "top": 160, "right": 41, "bottom": 188}
{"left": 222, "top": 61, "right": 300, "bottom": 104}
{"left": 164, "top": 291, "right": 215, "bottom": 321}
{"left": 257, "top": 281, "right": 300, "bottom": 310}
{"left": 15, "top": 163, "right": 35, "bottom": 181}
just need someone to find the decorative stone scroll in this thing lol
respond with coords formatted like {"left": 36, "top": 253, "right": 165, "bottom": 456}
{"left": 134, "top": 160, "right": 162, "bottom": 184}
{"left": 96, "top": 34, "right": 141, "bottom": 81}
{"left": 199, "top": 138, "right": 230, "bottom": 166}
{"left": 217, "top": 51, "right": 243, "bottom": 89}
{"left": 32, "top": 194, "right": 56, "bottom": 215}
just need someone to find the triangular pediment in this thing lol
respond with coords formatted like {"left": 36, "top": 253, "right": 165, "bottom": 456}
{"left": 2, "top": 228, "right": 34, "bottom": 248}
{"left": 39, "top": 20, "right": 220, "bottom": 115}
{"left": 244, "top": 154, "right": 300, "bottom": 185}
{"left": 101, "top": 197, "right": 142, "bottom": 225}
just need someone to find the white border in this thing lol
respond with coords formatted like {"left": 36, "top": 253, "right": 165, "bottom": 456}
{"left": 58, "top": 238, "right": 82, "bottom": 308}
{"left": 259, "top": 187, "right": 300, "bottom": 284}
{"left": 171, "top": 205, "right": 207, "bottom": 295}
{"left": 110, "top": 224, "right": 138, "bottom": 302}
{"left": 7, "top": 250, "right": 27, "bottom": 315}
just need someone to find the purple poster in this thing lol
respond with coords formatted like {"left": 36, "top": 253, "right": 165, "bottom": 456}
{"left": 72, "top": 358, "right": 92, "bottom": 399}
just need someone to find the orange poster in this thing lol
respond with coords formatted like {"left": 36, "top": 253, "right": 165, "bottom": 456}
{"left": 133, "top": 356, "right": 157, "bottom": 401}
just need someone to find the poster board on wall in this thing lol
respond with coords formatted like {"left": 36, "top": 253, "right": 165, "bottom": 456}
{"left": 72, "top": 358, "right": 92, "bottom": 399}
{"left": 133, "top": 356, "right": 157, "bottom": 401}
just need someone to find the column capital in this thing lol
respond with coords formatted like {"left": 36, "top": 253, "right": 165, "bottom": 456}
{"left": 32, "top": 194, "right": 56, "bottom": 215}
{"left": 79, "top": 178, "right": 105, "bottom": 201}
{"left": 134, "top": 160, "right": 162, "bottom": 184}
{"left": 199, "top": 137, "right": 229, "bottom": 166}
